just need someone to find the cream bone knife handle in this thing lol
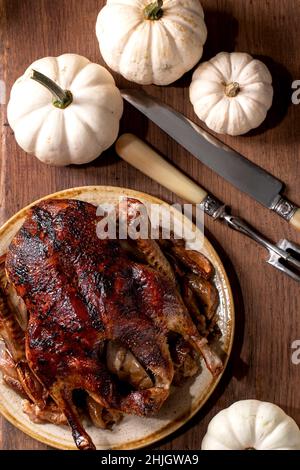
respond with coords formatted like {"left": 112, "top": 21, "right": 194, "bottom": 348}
{"left": 115, "top": 134, "right": 235, "bottom": 220}
{"left": 115, "top": 133, "right": 208, "bottom": 205}
{"left": 115, "top": 133, "right": 234, "bottom": 218}
{"left": 289, "top": 209, "right": 300, "bottom": 231}
{"left": 115, "top": 134, "right": 300, "bottom": 281}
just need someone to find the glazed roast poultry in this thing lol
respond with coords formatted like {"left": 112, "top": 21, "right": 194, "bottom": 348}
{"left": 0, "top": 198, "right": 222, "bottom": 450}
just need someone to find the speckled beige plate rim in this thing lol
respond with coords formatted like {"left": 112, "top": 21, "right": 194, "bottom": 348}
{"left": 0, "top": 185, "right": 235, "bottom": 450}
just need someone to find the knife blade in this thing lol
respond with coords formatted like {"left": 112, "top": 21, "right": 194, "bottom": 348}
{"left": 121, "top": 89, "right": 300, "bottom": 232}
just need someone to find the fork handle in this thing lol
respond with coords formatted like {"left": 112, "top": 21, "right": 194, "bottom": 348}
{"left": 290, "top": 209, "right": 300, "bottom": 231}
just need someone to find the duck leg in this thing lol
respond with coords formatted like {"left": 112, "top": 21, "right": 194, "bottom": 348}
{"left": 118, "top": 198, "right": 176, "bottom": 285}
{"left": 0, "top": 276, "right": 48, "bottom": 407}
{"left": 132, "top": 263, "right": 223, "bottom": 376}
{"left": 51, "top": 382, "right": 96, "bottom": 451}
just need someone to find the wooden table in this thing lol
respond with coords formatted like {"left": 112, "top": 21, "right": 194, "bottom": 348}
{"left": 1, "top": 0, "right": 300, "bottom": 450}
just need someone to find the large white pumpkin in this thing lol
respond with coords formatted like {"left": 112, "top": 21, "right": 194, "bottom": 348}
{"left": 202, "top": 400, "right": 300, "bottom": 450}
{"left": 7, "top": 54, "right": 123, "bottom": 166}
{"left": 96, "top": 0, "right": 207, "bottom": 86}
{"left": 190, "top": 52, "right": 273, "bottom": 136}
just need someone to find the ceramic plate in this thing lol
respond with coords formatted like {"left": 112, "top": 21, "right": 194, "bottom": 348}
{"left": 0, "top": 186, "right": 234, "bottom": 450}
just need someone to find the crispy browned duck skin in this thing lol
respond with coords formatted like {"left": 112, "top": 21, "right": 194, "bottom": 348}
{"left": 137, "top": 264, "right": 223, "bottom": 376}
{"left": 181, "top": 280, "right": 207, "bottom": 336}
{"left": 4, "top": 375, "right": 27, "bottom": 397}
{"left": 170, "top": 337, "right": 199, "bottom": 385}
{"left": 0, "top": 268, "right": 126, "bottom": 433}
{"left": 118, "top": 211, "right": 218, "bottom": 334}
{"left": 0, "top": 266, "right": 168, "bottom": 441}
{"left": 158, "top": 238, "right": 214, "bottom": 280}
{"left": 0, "top": 255, "right": 27, "bottom": 330}
{"left": 0, "top": 263, "right": 25, "bottom": 362}
{"left": 0, "top": 268, "right": 116, "bottom": 431}
{"left": 0, "top": 347, "right": 17, "bottom": 378}
{"left": 5, "top": 198, "right": 222, "bottom": 449}
{"left": 0, "top": 347, "right": 69, "bottom": 422}
{"left": 115, "top": 200, "right": 222, "bottom": 375}
{"left": 1, "top": 257, "right": 124, "bottom": 430}
{"left": 160, "top": 244, "right": 218, "bottom": 337}
{"left": 118, "top": 198, "right": 176, "bottom": 285}
{"left": 23, "top": 401, "right": 68, "bottom": 425}
{"left": 0, "top": 262, "right": 48, "bottom": 408}
{"left": 86, "top": 395, "right": 122, "bottom": 429}
{"left": 118, "top": 199, "right": 220, "bottom": 347}
{"left": 159, "top": 239, "right": 219, "bottom": 330}
{"left": 5, "top": 199, "right": 176, "bottom": 449}
{"left": 187, "top": 274, "right": 219, "bottom": 321}
{"left": 0, "top": 349, "right": 27, "bottom": 398}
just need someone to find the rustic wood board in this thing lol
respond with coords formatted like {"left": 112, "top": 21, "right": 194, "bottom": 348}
{"left": 1, "top": 0, "right": 300, "bottom": 450}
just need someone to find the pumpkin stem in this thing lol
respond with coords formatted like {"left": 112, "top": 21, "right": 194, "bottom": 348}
{"left": 30, "top": 69, "right": 73, "bottom": 109}
{"left": 225, "top": 82, "right": 240, "bottom": 98}
{"left": 144, "top": 0, "right": 163, "bottom": 20}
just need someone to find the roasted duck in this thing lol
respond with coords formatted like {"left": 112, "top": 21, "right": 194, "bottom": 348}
{"left": 0, "top": 198, "right": 222, "bottom": 450}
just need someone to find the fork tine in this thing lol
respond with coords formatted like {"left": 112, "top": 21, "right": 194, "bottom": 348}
{"left": 215, "top": 209, "right": 300, "bottom": 282}
{"left": 268, "top": 240, "right": 300, "bottom": 282}
{"left": 277, "top": 239, "right": 300, "bottom": 270}
{"left": 267, "top": 254, "right": 300, "bottom": 282}
{"left": 277, "top": 238, "right": 300, "bottom": 253}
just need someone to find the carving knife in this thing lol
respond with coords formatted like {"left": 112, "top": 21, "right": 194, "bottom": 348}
{"left": 121, "top": 89, "right": 300, "bottom": 232}
{"left": 115, "top": 134, "right": 300, "bottom": 281}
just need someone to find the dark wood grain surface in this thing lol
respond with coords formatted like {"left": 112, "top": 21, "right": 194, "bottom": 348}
{"left": 1, "top": 0, "right": 300, "bottom": 450}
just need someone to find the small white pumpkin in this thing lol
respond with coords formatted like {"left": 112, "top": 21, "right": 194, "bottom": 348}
{"left": 7, "top": 53, "right": 123, "bottom": 166}
{"left": 96, "top": 0, "right": 207, "bottom": 86}
{"left": 202, "top": 400, "right": 300, "bottom": 450}
{"left": 190, "top": 52, "right": 273, "bottom": 136}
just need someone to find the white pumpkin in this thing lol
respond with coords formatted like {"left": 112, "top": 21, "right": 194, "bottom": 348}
{"left": 96, "top": 0, "right": 207, "bottom": 86}
{"left": 190, "top": 52, "right": 273, "bottom": 136}
{"left": 202, "top": 400, "right": 300, "bottom": 450}
{"left": 7, "top": 54, "right": 123, "bottom": 166}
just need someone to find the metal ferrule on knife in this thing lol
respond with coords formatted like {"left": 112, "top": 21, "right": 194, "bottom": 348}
{"left": 271, "top": 196, "right": 298, "bottom": 221}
